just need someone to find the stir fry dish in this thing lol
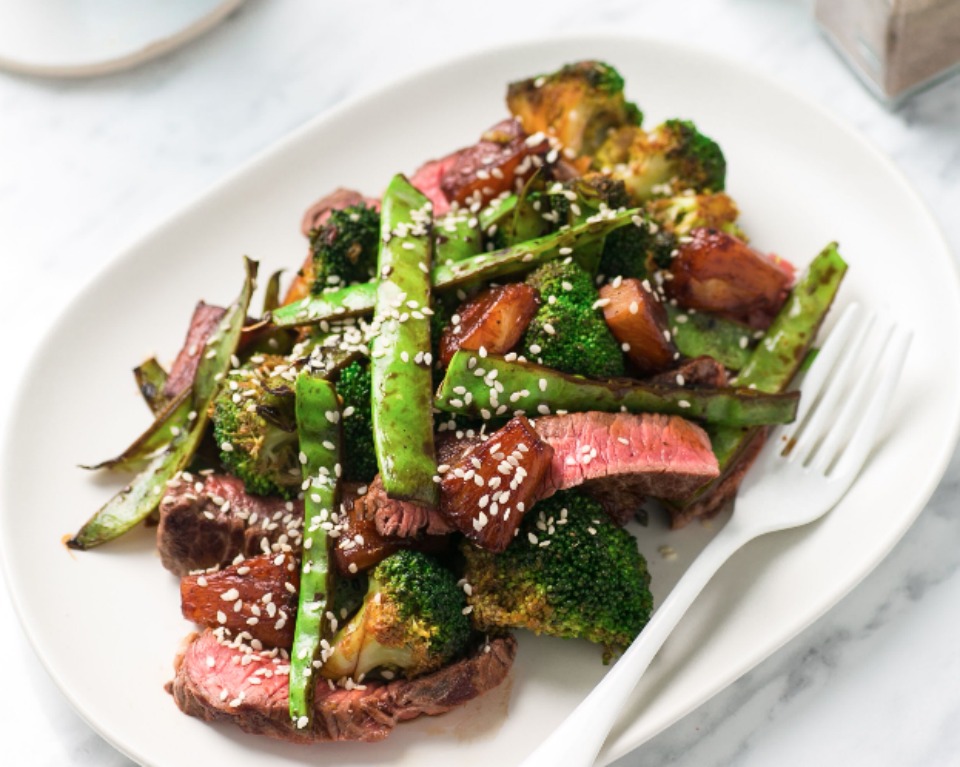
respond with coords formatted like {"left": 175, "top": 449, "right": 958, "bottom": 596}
{"left": 69, "top": 60, "right": 847, "bottom": 744}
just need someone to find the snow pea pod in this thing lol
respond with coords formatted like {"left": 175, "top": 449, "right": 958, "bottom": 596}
{"left": 68, "top": 257, "right": 258, "bottom": 549}
{"left": 436, "top": 351, "right": 800, "bottom": 427}
{"left": 370, "top": 174, "right": 438, "bottom": 506}
{"left": 288, "top": 371, "right": 340, "bottom": 729}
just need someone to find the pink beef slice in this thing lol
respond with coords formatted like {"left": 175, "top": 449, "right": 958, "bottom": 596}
{"left": 162, "top": 302, "right": 227, "bottom": 400}
{"left": 168, "top": 629, "right": 517, "bottom": 743}
{"left": 157, "top": 474, "right": 305, "bottom": 577}
{"left": 668, "top": 426, "right": 767, "bottom": 529}
{"left": 532, "top": 412, "right": 719, "bottom": 503}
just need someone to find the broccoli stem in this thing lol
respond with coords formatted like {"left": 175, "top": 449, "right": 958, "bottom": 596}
{"left": 371, "top": 174, "right": 439, "bottom": 507}
{"left": 68, "top": 258, "right": 258, "bottom": 549}
{"left": 270, "top": 209, "right": 640, "bottom": 329}
{"left": 289, "top": 372, "right": 341, "bottom": 729}
{"left": 436, "top": 351, "right": 800, "bottom": 427}
{"left": 666, "top": 304, "right": 754, "bottom": 371}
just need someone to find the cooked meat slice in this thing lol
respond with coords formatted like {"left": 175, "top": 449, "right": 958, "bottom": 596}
{"left": 669, "top": 426, "right": 767, "bottom": 528}
{"left": 159, "top": 473, "right": 444, "bottom": 577}
{"left": 599, "top": 278, "right": 677, "bottom": 374}
{"left": 666, "top": 228, "right": 794, "bottom": 330}
{"left": 356, "top": 475, "right": 454, "bottom": 539}
{"left": 533, "top": 412, "right": 719, "bottom": 501}
{"left": 439, "top": 118, "right": 548, "bottom": 208}
{"left": 647, "top": 355, "right": 729, "bottom": 389}
{"left": 168, "top": 629, "right": 517, "bottom": 743}
{"left": 162, "top": 302, "right": 227, "bottom": 400}
{"left": 438, "top": 283, "right": 540, "bottom": 367}
{"left": 157, "top": 474, "right": 304, "bottom": 577}
{"left": 439, "top": 416, "right": 553, "bottom": 552}
{"left": 180, "top": 552, "right": 299, "bottom": 650}
{"left": 410, "top": 153, "right": 463, "bottom": 216}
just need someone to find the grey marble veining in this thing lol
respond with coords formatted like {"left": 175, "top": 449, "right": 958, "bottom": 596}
{"left": 1, "top": 1, "right": 958, "bottom": 765}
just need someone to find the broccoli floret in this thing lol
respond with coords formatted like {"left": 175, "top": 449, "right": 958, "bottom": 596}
{"left": 309, "top": 203, "right": 380, "bottom": 292}
{"left": 507, "top": 60, "right": 643, "bottom": 160}
{"left": 210, "top": 356, "right": 302, "bottom": 498}
{"left": 595, "top": 119, "right": 726, "bottom": 202}
{"left": 335, "top": 360, "right": 377, "bottom": 483}
{"left": 599, "top": 213, "right": 678, "bottom": 279}
{"left": 322, "top": 550, "right": 472, "bottom": 680}
{"left": 537, "top": 175, "right": 677, "bottom": 280}
{"left": 521, "top": 260, "right": 625, "bottom": 378}
{"left": 646, "top": 191, "right": 745, "bottom": 239}
{"left": 462, "top": 490, "right": 653, "bottom": 659}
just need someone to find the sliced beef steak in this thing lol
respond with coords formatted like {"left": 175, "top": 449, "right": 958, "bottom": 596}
{"left": 355, "top": 474, "right": 454, "bottom": 538}
{"left": 159, "top": 474, "right": 447, "bottom": 577}
{"left": 162, "top": 302, "right": 227, "bottom": 400}
{"left": 157, "top": 474, "right": 303, "bottom": 576}
{"left": 169, "top": 629, "right": 517, "bottom": 743}
{"left": 532, "top": 412, "right": 719, "bottom": 522}
{"left": 668, "top": 426, "right": 767, "bottom": 528}
{"left": 647, "top": 355, "right": 729, "bottom": 389}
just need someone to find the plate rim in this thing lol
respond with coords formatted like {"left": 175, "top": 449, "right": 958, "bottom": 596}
{"left": 0, "top": 0, "right": 245, "bottom": 79}
{"left": 3, "top": 32, "right": 959, "bottom": 767}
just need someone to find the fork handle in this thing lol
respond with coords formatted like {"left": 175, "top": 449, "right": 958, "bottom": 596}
{"left": 520, "top": 521, "right": 754, "bottom": 767}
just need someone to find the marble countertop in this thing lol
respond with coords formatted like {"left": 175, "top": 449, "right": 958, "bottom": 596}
{"left": 2, "top": 1, "right": 959, "bottom": 764}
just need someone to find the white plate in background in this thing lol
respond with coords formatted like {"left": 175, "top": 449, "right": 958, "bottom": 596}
{"left": 0, "top": 0, "right": 244, "bottom": 78}
{"left": 2, "top": 36, "right": 958, "bottom": 767}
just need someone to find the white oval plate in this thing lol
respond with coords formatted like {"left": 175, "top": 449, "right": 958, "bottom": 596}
{"left": 2, "top": 36, "right": 958, "bottom": 767}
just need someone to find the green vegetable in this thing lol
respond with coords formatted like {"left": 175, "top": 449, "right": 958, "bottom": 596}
{"left": 666, "top": 304, "right": 754, "bottom": 371}
{"left": 309, "top": 202, "right": 380, "bottom": 291}
{"left": 507, "top": 60, "right": 643, "bottom": 158}
{"left": 521, "top": 259, "right": 625, "bottom": 378}
{"left": 370, "top": 174, "right": 438, "bottom": 506}
{"left": 646, "top": 191, "right": 744, "bottom": 239}
{"left": 436, "top": 350, "right": 800, "bottom": 427}
{"left": 672, "top": 243, "right": 848, "bottom": 514}
{"left": 68, "top": 257, "right": 258, "bottom": 549}
{"left": 322, "top": 550, "right": 471, "bottom": 680}
{"left": 81, "top": 389, "right": 192, "bottom": 473}
{"left": 262, "top": 269, "right": 284, "bottom": 314}
{"left": 710, "top": 242, "right": 849, "bottom": 466}
{"left": 595, "top": 118, "right": 726, "bottom": 201}
{"left": 289, "top": 371, "right": 341, "bottom": 729}
{"left": 462, "top": 490, "right": 653, "bottom": 659}
{"left": 434, "top": 209, "right": 482, "bottom": 263}
{"left": 335, "top": 360, "right": 377, "bottom": 483}
{"left": 133, "top": 357, "right": 169, "bottom": 414}
{"left": 270, "top": 209, "right": 640, "bottom": 329}
{"left": 210, "top": 355, "right": 301, "bottom": 498}
{"left": 272, "top": 281, "right": 379, "bottom": 328}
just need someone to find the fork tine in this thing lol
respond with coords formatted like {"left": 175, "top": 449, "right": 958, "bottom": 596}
{"left": 790, "top": 302, "right": 863, "bottom": 426}
{"left": 807, "top": 321, "right": 894, "bottom": 472}
{"left": 787, "top": 308, "right": 876, "bottom": 463}
{"left": 827, "top": 328, "right": 912, "bottom": 478}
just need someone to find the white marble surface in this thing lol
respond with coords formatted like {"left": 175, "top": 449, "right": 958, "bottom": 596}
{"left": 1, "top": 0, "right": 959, "bottom": 764}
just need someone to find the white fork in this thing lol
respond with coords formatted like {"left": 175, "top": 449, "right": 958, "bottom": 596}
{"left": 520, "top": 303, "right": 911, "bottom": 767}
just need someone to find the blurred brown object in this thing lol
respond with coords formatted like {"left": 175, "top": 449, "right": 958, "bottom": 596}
{"left": 816, "top": 0, "right": 960, "bottom": 104}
